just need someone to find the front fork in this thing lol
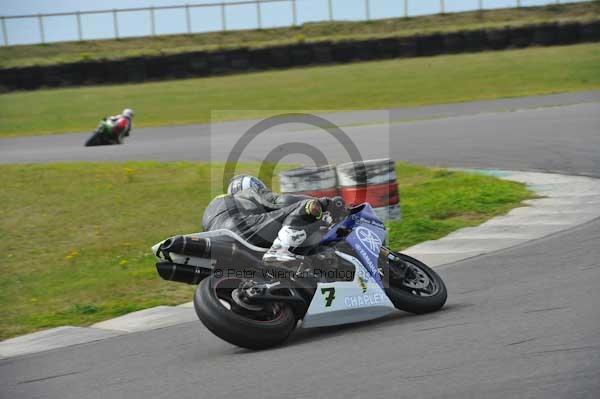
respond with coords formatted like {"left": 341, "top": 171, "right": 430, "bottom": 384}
{"left": 379, "top": 246, "right": 412, "bottom": 281}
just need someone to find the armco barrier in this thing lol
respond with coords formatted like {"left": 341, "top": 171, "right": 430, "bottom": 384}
{"left": 1, "top": 21, "right": 599, "bottom": 92}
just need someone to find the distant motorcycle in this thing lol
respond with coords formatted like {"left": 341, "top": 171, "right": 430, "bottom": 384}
{"left": 84, "top": 119, "right": 128, "bottom": 146}
{"left": 152, "top": 203, "right": 447, "bottom": 349}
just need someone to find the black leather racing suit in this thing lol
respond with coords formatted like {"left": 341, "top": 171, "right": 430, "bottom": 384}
{"left": 201, "top": 189, "right": 323, "bottom": 250}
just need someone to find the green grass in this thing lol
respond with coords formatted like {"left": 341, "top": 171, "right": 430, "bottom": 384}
{"left": 0, "top": 161, "right": 533, "bottom": 340}
{"left": 0, "top": 2, "right": 598, "bottom": 68}
{"left": 1, "top": 43, "right": 599, "bottom": 137}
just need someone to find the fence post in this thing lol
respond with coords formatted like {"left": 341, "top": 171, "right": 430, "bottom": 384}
{"left": 150, "top": 7, "right": 156, "bottom": 36}
{"left": 221, "top": 3, "right": 227, "bottom": 31}
{"left": 185, "top": 4, "right": 192, "bottom": 34}
{"left": 38, "top": 14, "right": 45, "bottom": 43}
{"left": 328, "top": 0, "right": 333, "bottom": 21}
{"left": 113, "top": 9, "right": 119, "bottom": 38}
{"left": 291, "top": 0, "right": 297, "bottom": 26}
{"left": 478, "top": 0, "right": 483, "bottom": 11}
{"left": 440, "top": 0, "right": 444, "bottom": 14}
{"left": 76, "top": 12, "right": 83, "bottom": 41}
{"left": 256, "top": 1, "right": 262, "bottom": 29}
{"left": 365, "top": 0, "right": 370, "bottom": 21}
{"left": 404, "top": 0, "right": 408, "bottom": 18}
{"left": 516, "top": 0, "right": 521, "bottom": 8}
{"left": 1, "top": 17, "right": 7, "bottom": 46}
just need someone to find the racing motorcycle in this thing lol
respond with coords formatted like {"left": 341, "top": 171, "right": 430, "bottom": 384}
{"left": 152, "top": 203, "right": 447, "bottom": 349}
{"left": 84, "top": 119, "right": 125, "bottom": 146}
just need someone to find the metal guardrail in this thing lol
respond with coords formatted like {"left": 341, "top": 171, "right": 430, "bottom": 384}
{"left": 0, "top": 0, "right": 574, "bottom": 46}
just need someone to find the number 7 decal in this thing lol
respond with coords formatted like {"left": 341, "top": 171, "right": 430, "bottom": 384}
{"left": 321, "top": 287, "right": 336, "bottom": 307}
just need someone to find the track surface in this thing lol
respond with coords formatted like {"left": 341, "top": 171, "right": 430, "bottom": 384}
{"left": 1, "top": 92, "right": 599, "bottom": 399}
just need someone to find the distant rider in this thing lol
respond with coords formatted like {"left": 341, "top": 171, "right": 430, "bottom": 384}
{"left": 104, "top": 108, "right": 134, "bottom": 144}
{"left": 202, "top": 175, "right": 348, "bottom": 264}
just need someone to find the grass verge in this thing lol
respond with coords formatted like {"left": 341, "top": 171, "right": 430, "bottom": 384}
{"left": 1, "top": 42, "right": 599, "bottom": 138}
{"left": 0, "top": 161, "right": 533, "bottom": 340}
{"left": 0, "top": 2, "right": 598, "bottom": 68}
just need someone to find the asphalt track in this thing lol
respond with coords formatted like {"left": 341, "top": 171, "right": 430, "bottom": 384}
{"left": 1, "top": 91, "right": 600, "bottom": 399}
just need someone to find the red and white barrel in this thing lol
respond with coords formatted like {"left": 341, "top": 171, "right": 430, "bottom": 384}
{"left": 336, "top": 158, "right": 401, "bottom": 221}
{"left": 279, "top": 165, "right": 339, "bottom": 198}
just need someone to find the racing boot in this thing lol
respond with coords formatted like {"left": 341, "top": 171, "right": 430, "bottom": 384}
{"left": 263, "top": 199, "right": 323, "bottom": 265}
{"left": 263, "top": 225, "right": 308, "bottom": 263}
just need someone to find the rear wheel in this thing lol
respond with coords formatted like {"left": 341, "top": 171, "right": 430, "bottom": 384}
{"left": 384, "top": 253, "right": 447, "bottom": 314}
{"left": 194, "top": 276, "right": 297, "bottom": 350}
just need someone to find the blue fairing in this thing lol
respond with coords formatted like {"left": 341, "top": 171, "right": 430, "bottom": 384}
{"left": 321, "top": 204, "right": 387, "bottom": 287}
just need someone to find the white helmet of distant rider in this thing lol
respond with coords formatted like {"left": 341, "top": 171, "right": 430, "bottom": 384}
{"left": 227, "top": 175, "right": 267, "bottom": 195}
{"left": 122, "top": 108, "right": 134, "bottom": 119}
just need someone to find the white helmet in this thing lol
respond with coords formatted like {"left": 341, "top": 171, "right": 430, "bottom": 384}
{"left": 122, "top": 108, "right": 134, "bottom": 118}
{"left": 227, "top": 175, "right": 267, "bottom": 195}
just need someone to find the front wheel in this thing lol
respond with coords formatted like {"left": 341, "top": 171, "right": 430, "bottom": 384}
{"left": 84, "top": 131, "right": 103, "bottom": 146}
{"left": 384, "top": 253, "right": 447, "bottom": 314}
{"left": 194, "top": 276, "right": 297, "bottom": 350}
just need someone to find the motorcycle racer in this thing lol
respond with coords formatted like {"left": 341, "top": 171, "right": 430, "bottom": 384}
{"left": 202, "top": 175, "right": 348, "bottom": 263}
{"left": 104, "top": 108, "right": 134, "bottom": 144}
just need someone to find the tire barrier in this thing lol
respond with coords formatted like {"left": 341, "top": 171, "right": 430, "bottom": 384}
{"left": 443, "top": 32, "right": 467, "bottom": 53}
{"left": 279, "top": 165, "right": 339, "bottom": 198}
{"left": 510, "top": 27, "right": 534, "bottom": 48}
{"left": 532, "top": 23, "right": 559, "bottom": 46}
{"left": 1, "top": 21, "right": 599, "bottom": 92}
{"left": 336, "top": 159, "right": 401, "bottom": 222}
{"left": 486, "top": 28, "right": 510, "bottom": 50}
{"left": 418, "top": 34, "right": 444, "bottom": 56}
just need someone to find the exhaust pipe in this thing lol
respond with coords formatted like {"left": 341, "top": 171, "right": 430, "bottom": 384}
{"left": 156, "top": 261, "right": 210, "bottom": 284}
{"left": 160, "top": 236, "right": 210, "bottom": 258}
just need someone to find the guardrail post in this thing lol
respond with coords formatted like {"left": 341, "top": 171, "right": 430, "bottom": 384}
{"left": 185, "top": 4, "right": 192, "bottom": 34}
{"left": 328, "top": 0, "right": 333, "bottom": 21}
{"left": 76, "top": 12, "right": 83, "bottom": 41}
{"left": 404, "top": 0, "right": 408, "bottom": 18}
{"left": 38, "top": 14, "right": 45, "bottom": 43}
{"left": 1, "top": 17, "right": 8, "bottom": 46}
{"left": 256, "top": 1, "right": 262, "bottom": 29}
{"left": 365, "top": 0, "right": 371, "bottom": 21}
{"left": 291, "top": 0, "right": 297, "bottom": 26}
{"left": 440, "top": 0, "right": 445, "bottom": 14}
{"left": 221, "top": 3, "right": 227, "bottom": 31}
{"left": 113, "top": 9, "right": 119, "bottom": 38}
{"left": 150, "top": 7, "right": 156, "bottom": 36}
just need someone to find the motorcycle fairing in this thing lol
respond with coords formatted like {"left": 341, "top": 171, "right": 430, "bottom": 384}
{"left": 322, "top": 204, "right": 387, "bottom": 288}
{"left": 301, "top": 251, "right": 395, "bottom": 328}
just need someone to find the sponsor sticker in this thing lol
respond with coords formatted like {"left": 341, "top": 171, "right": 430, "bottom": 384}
{"left": 358, "top": 276, "right": 368, "bottom": 293}
{"left": 355, "top": 226, "right": 383, "bottom": 257}
{"left": 344, "top": 292, "right": 386, "bottom": 308}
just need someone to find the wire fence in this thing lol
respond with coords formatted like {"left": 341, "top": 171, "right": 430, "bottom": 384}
{"left": 0, "top": 0, "right": 584, "bottom": 46}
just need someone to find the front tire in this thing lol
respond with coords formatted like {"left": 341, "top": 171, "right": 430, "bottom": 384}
{"left": 194, "top": 276, "right": 297, "bottom": 350}
{"left": 385, "top": 253, "right": 447, "bottom": 314}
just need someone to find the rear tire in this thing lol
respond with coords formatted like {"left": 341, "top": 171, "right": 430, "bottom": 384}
{"left": 385, "top": 253, "right": 447, "bottom": 314}
{"left": 194, "top": 276, "right": 297, "bottom": 350}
